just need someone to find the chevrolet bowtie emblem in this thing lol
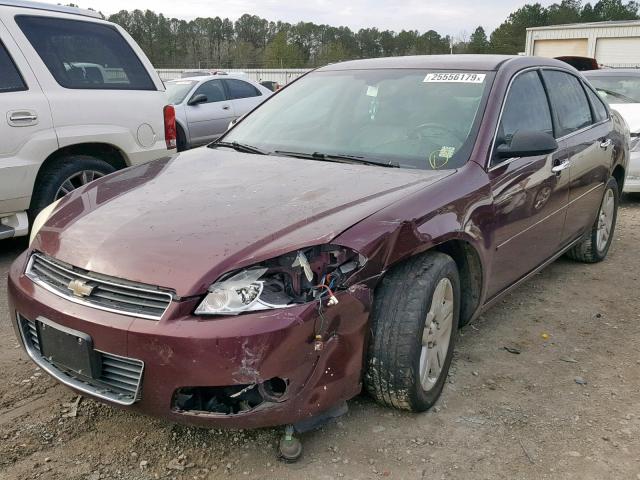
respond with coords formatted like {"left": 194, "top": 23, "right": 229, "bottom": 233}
{"left": 67, "top": 279, "right": 94, "bottom": 298}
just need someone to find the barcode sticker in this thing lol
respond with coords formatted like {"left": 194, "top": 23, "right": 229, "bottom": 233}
{"left": 424, "top": 73, "right": 486, "bottom": 83}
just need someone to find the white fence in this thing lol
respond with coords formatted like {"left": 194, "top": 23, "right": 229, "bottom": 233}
{"left": 156, "top": 68, "right": 311, "bottom": 85}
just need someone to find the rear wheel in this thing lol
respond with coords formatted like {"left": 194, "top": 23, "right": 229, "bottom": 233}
{"left": 29, "top": 155, "right": 115, "bottom": 220}
{"left": 566, "top": 177, "right": 619, "bottom": 263}
{"left": 365, "top": 251, "right": 460, "bottom": 411}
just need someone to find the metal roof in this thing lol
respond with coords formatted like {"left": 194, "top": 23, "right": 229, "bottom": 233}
{"left": 583, "top": 68, "right": 640, "bottom": 76}
{"left": 527, "top": 20, "right": 640, "bottom": 31}
{"left": 0, "top": 0, "right": 103, "bottom": 19}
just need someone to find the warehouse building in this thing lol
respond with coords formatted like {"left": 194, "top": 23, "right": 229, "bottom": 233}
{"left": 525, "top": 20, "right": 640, "bottom": 67}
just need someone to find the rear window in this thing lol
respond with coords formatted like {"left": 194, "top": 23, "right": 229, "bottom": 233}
{"left": 16, "top": 15, "right": 155, "bottom": 91}
{"left": 225, "top": 79, "right": 261, "bottom": 99}
{"left": 0, "top": 41, "right": 26, "bottom": 92}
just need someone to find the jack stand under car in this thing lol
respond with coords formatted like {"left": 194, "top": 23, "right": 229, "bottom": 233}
{"left": 278, "top": 401, "right": 348, "bottom": 462}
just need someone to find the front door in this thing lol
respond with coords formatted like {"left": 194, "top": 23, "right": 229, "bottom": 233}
{"left": 541, "top": 69, "right": 612, "bottom": 244}
{"left": 487, "top": 69, "right": 571, "bottom": 298}
{"left": 185, "top": 79, "right": 235, "bottom": 146}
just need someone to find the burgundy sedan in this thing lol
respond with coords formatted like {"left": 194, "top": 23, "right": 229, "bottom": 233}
{"left": 9, "top": 55, "right": 628, "bottom": 453}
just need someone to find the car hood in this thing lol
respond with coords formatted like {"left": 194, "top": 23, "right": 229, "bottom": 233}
{"left": 37, "top": 149, "right": 450, "bottom": 296}
{"left": 610, "top": 103, "right": 640, "bottom": 133}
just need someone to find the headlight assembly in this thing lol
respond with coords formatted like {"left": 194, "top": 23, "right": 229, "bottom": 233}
{"left": 29, "top": 199, "right": 62, "bottom": 246}
{"left": 194, "top": 245, "right": 365, "bottom": 316}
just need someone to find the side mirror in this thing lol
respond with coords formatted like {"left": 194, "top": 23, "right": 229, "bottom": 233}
{"left": 188, "top": 94, "right": 208, "bottom": 106}
{"left": 496, "top": 130, "right": 558, "bottom": 158}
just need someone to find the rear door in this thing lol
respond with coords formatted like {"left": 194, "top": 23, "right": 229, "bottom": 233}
{"left": 223, "top": 78, "right": 266, "bottom": 118}
{"left": 185, "top": 79, "right": 235, "bottom": 146}
{"left": 487, "top": 69, "right": 571, "bottom": 297}
{"left": 541, "top": 69, "right": 611, "bottom": 244}
{"left": 0, "top": 23, "right": 57, "bottom": 213}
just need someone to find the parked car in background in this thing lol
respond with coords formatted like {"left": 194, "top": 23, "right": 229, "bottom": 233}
{"left": 584, "top": 69, "right": 640, "bottom": 193}
{"left": 0, "top": 0, "right": 176, "bottom": 240}
{"left": 12, "top": 55, "right": 628, "bottom": 461}
{"left": 166, "top": 75, "right": 272, "bottom": 151}
{"left": 259, "top": 80, "right": 281, "bottom": 92}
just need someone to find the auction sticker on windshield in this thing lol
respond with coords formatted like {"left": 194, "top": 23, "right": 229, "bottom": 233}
{"left": 424, "top": 73, "right": 486, "bottom": 83}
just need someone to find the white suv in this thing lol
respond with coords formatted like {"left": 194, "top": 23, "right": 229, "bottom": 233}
{"left": 0, "top": 1, "right": 176, "bottom": 240}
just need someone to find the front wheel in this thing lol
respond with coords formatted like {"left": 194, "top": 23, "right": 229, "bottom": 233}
{"left": 566, "top": 177, "right": 619, "bottom": 263}
{"left": 365, "top": 251, "right": 460, "bottom": 412}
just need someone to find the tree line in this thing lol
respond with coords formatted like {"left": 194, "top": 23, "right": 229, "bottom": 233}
{"left": 93, "top": 0, "right": 640, "bottom": 68}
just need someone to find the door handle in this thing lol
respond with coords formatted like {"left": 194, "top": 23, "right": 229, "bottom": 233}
{"left": 8, "top": 110, "right": 38, "bottom": 126}
{"left": 551, "top": 159, "right": 571, "bottom": 174}
{"left": 600, "top": 139, "right": 612, "bottom": 149}
{"left": 222, "top": 105, "right": 230, "bottom": 110}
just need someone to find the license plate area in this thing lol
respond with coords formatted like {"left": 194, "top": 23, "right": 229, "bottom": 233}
{"left": 37, "top": 317, "right": 101, "bottom": 379}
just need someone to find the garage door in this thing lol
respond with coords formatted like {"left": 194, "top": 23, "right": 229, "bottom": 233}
{"left": 595, "top": 37, "right": 640, "bottom": 66}
{"left": 533, "top": 39, "right": 588, "bottom": 57}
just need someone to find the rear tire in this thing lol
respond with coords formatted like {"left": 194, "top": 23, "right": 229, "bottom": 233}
{"left": 29, "top": 155, "right": 115, "bottom": 221}
{"left": 566, "top": 177, "right": 619, "bottom": 263}
{"left": 365, "top": 251, "right": 460, "bottom": 412}
{"left": 177, "top": 125, "right": 187, "bottom": 152}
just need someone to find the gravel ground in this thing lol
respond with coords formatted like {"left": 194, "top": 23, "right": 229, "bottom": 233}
{"left": 1, "top": 196, "right": 639, "bottom": 480}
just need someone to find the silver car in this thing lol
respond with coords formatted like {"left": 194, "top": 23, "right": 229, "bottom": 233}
{"left": 166, "top": 75, "right": 272, "bottom": 151}
{"left": 584, "top": 69, "right": 640, "bottom": 193}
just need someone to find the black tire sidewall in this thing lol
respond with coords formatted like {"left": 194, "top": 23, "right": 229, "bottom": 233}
{"left": 410, "top": 258, "right": 461, "bottom": 410}
{"left": 591, "top": 177, "right": 619, "bottom": 260}
{"left": 30, "top": 155, "right": 116, "bottom": 220}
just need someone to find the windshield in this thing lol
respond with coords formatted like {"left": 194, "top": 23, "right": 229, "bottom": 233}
{"left": 166, "top": 80, "right": 197, "bottom": 104}
{"left": 222, "top": 69, "right": 493, "bottom": 170}
{"left": 586, "top": 75, "right": 640, "bottom": 104}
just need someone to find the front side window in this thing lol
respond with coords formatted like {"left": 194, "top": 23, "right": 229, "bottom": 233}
{"left": 191, "top": 80, "right": 226, "bottom": 104}
{"left": 223, "top": 69, "right": 493, "bottom": 170}
{"left": 16, "top": 15, "right": 155, "bottom": 90}
{"left": 0, "top": 41, "right": 26, "bottom": 92}
{"left": 542, "top": 70, "right": 592, "bottom": 137}
{"left": 225, "top": 79, "right": 261, "bottom": 99}
{"left": 499, "top": 70, "right": 553, "bottom": 141}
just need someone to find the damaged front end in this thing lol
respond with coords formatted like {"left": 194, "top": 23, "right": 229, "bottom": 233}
{"left": 194, "top": 245, "right": 366, "bottom": 316}
{"left": 165, "top": 245, "right": 371, "bottom": 422}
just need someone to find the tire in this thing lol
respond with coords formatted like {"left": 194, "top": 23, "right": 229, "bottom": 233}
{"left": 566, "top": 177, "right": 619, "bottom": 263}
{"left": 29, "top": 155, "right": 115, "bottom": 220}
{"left": 177, "top": 125, "right": 187, "bottom": 152}
{"left": 365, "top": 251, "right": 460, "bottom": 412}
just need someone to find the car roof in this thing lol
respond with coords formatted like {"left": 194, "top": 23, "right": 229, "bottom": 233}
{"left": 0, "top": 0, "right": 103, "bottom": 19}
{"left": 318, "top": 54, "right": 573, "bottom": 72}
{"left": 173, "top": 74, "right": 256, "bottom": 83}
{"left": 583, "top": 69, "right": 640, "bottom": 76}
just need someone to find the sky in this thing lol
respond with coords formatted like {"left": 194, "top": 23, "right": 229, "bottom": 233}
{"left": 51, "top": 0, "right": 556, "bottom": 37}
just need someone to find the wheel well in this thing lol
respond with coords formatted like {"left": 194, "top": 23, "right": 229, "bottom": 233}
{"left": 433, "top": 240, "right": 483, "bottom": 327}
{"left": 612, "top": 164, "right": 625, "bottom": 194}
{"left": 32, "top": 143, "right": 128, "bottom": 194}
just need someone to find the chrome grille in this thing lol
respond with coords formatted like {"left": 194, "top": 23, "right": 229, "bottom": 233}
{"left": 18, "top": 315, "right": 144, "bottom": 405}
{"left": 26, "top": 253, "right": 173, "bottom": 320}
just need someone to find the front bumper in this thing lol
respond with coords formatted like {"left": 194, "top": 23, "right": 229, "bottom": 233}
{"left": 8, "top": 251, "right": 372, "bottom": 429}
{"left": 624, "top": 151, "right": 640, "bottom": 193}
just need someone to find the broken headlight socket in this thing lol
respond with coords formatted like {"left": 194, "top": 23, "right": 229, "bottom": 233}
{"left": 194, "top": 246, "right": 365, "bottom": 316}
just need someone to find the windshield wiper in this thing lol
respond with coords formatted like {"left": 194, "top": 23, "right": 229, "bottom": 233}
{"left": 210, "top": 141, "right": 270, "bottom": 155}
{"left": 597, "top": 88, "right": 639, "bottom": 103}
{"left": 274, "top": 150, "right": 399, "bottom": 168}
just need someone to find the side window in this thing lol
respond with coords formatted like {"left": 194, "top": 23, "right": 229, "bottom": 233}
{"left": 498, "top": 70, "right": 553, "bottom": 142}
{"left": 16, "top": 15, "right": 155, "bottom": 90}
{"left": 585, "top": 86, "right": 608, "bottom": 123}
{"left": 191, "top": 80, "right": 226, "bottom": 103}
{"left": 0, "top": 41, "right": 27, "bottom": 92}
{"left": 542, "top": 70, "right": 593, "bottom": 137}
{"left": 225, "top": 79, "right": 261, "bottom": 100}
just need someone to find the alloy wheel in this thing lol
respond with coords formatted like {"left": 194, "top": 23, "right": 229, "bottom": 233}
{"left": 596, "top": 188, "right": 615, "bottom": 252}
{"left": 54, "top": 170, "right": 105, "bottom": 200}
{"left": 419, "top": 277, "right": 454, "bottom": 391}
